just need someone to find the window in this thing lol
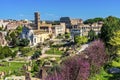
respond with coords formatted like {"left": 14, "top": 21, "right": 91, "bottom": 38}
{"left": 34, "top": 38, "right": 36, "bottom": 43}
{"left": 40, "top": 37, "right": 42, "bottom": 42}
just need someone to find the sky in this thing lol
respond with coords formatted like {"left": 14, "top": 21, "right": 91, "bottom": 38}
{"left": 0, "top": 0, "right": 120, "bottom": 21}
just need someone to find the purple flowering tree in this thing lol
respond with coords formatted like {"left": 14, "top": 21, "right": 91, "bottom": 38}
{"left": 46, "top": 55, "right": 90, "bottom": 80}
{"left": 85, "top": 40, "right": 108, "bottom": 75}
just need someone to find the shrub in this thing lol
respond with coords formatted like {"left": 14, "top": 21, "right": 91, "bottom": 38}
{"left": 0, "top": 46, "right": 13, "bottom": 59}
{"left": 19, "top": 39, "right": 30, "bottom": 46}
{"left": 31, "top": 50, "right": 41, "bottom": 59}
{"left": 74, "top": 36, "right": 88, "bottom": 45}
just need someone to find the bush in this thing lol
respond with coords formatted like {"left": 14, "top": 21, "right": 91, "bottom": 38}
{"left": 74, "top": 36, "right": 88, "bottom": 45}
{"left": 90, "top": 67, "right": 112, "bottom": 80}
{"left": 111, "top": 60, "right": 120, "bottom": 68}
{"left": 0, "top": 46, "right": 13, "bottom": 59}
{"left": 64, "top": 33, "right": 70, "bottom": 39}
{"left": 19, "top": 39, "right": 30, "bottom": 47}
{"left": 31, "top": 50, "right": 41, "bottom": 59}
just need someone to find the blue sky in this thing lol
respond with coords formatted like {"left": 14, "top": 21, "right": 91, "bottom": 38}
{"left": 0, "top": 0, "right": 120, "bottom": 20}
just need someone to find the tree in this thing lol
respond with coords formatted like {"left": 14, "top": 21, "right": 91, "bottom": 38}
{"left": 31, "top": 61, "right": 40, "bottom": 72}
{"left": 46, "top": 55, "right": 90, "bottom": 80}
{"left": 7, "top": 27, "right": 23, "bottom": 47}
{"left": 84, "top": 17, "right": 104, "bottom": 24}
{"left": 2, "top": 46, "right": 12, "bottom": 57}
{"left": 0, "top": 25, "right": 4, "bottom": 31}
{"left": 11, "top": 37, "right": 20, "bottom": 47}
{"left": 88, "top": 29, "right": 96, "bottom": 41}
{"left": 109, "top": 30, "right": 120, "bottom": 55}
{"left": 11, "top": 51, "right": 17, "bottom": 58}
{"left": 52, "top": 21, "right": 60, "bottom": 25}
{"left": 0, "top": 46, "right": 4, "bottom": 59}
{"left": 65, "top": 33, "right": 70, "bottom": 39}
{"left": 15, "top": 38, "right": 20, "bottom": 46}
{"left": 10, "top": 31, "right": 16, "bottom": 39}
{"left": 85, "top": 40, "right": 108, "bottom": 76}
{"left": 84, "top": 19, "right": 94, "bottom": 24}
{"left": 9, "top": 31, "right": 18, "bottom": 46}
{"left": 19, "top": 39, "right": 30, "bottom": 46}
{"left": 74, "top": 36, "right": 88, "bottom": 45}
{"left": 16, "top": 25, "right": 23, "bottom": 35}
{"left": 61, "top": 56, "right": 90, "bottom": 80}
{"left": 100, "top": 16, "right": 120, "bottom": 45}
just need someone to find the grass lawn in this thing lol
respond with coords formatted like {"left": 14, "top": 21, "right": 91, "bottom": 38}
{"left": 0, "top": 62, "right": 26, "bottom": 73}
{"left": 20, "top": 47, "right": 35, "bottom": 56}
{"left": 10, "top": 47, "right": 19, "bottom": 52}
{"left": 46, "top": 48, "right": 63, "bottom": 55}
{"left": 25, "top": 50, "right": 35, "bottom": 56}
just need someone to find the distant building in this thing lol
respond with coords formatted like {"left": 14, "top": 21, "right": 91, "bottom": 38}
{"left": 52, "top": 23, "right": 66, "bottom": 37}
{"left": 21, "top": 26, "right": 50, "bottom": 46}
{"left": 34, "top": 12, "right": 40, "bottom": 30}
{"left": 40, "top": 22, "right": 52, "bottom": 33}
{"left": 5, "top": 20, "right": 28, "bottom": 30}
{"left": 6, "top": 22, "right": 18, "bottom": 30}
{"left": 60, "top": 17, "right": 71, "bottom": 28}
{"left": 91, "top": 22, "right": 103, "bottom": 34}
{"left": 21, "top": 12, "right": 67, "bottom": 46}
{"left": 70, "top": 22, "right": 103, "bottom": 39}
{"left": 32, "top": 31, "right": 50, "bottom": 46}
{"left": 0, "top": 20, "right": 9, "bottom": 29}
{"left": 70, "top": 19, "right": 83, "bottom": 25}
{"left": 21, "top": 12, "right": 51, "bottom": 46}
{"left": 71, "top": 29, "right": 82, "bottom": 39}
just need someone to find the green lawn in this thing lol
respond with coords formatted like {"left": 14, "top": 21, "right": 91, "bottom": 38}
{"left": 10, "top": 47, "right": 19, "bottom": 52}
{"left": 46, "top": 48, "right": 63, "bottom": 55}
{"left": 0, "top": 62, "right": 26, "bottom": 73}
{"left": 25, "top": 50, "right": 35, "bottom": 56}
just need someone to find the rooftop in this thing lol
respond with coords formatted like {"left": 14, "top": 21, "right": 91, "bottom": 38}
{"left": 33, "top": 30, "right": 48, "bottom": 35}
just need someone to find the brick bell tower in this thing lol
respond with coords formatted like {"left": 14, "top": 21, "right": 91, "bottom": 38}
{"left": 34, "top": 12, "right": 40, "bottom": 30}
